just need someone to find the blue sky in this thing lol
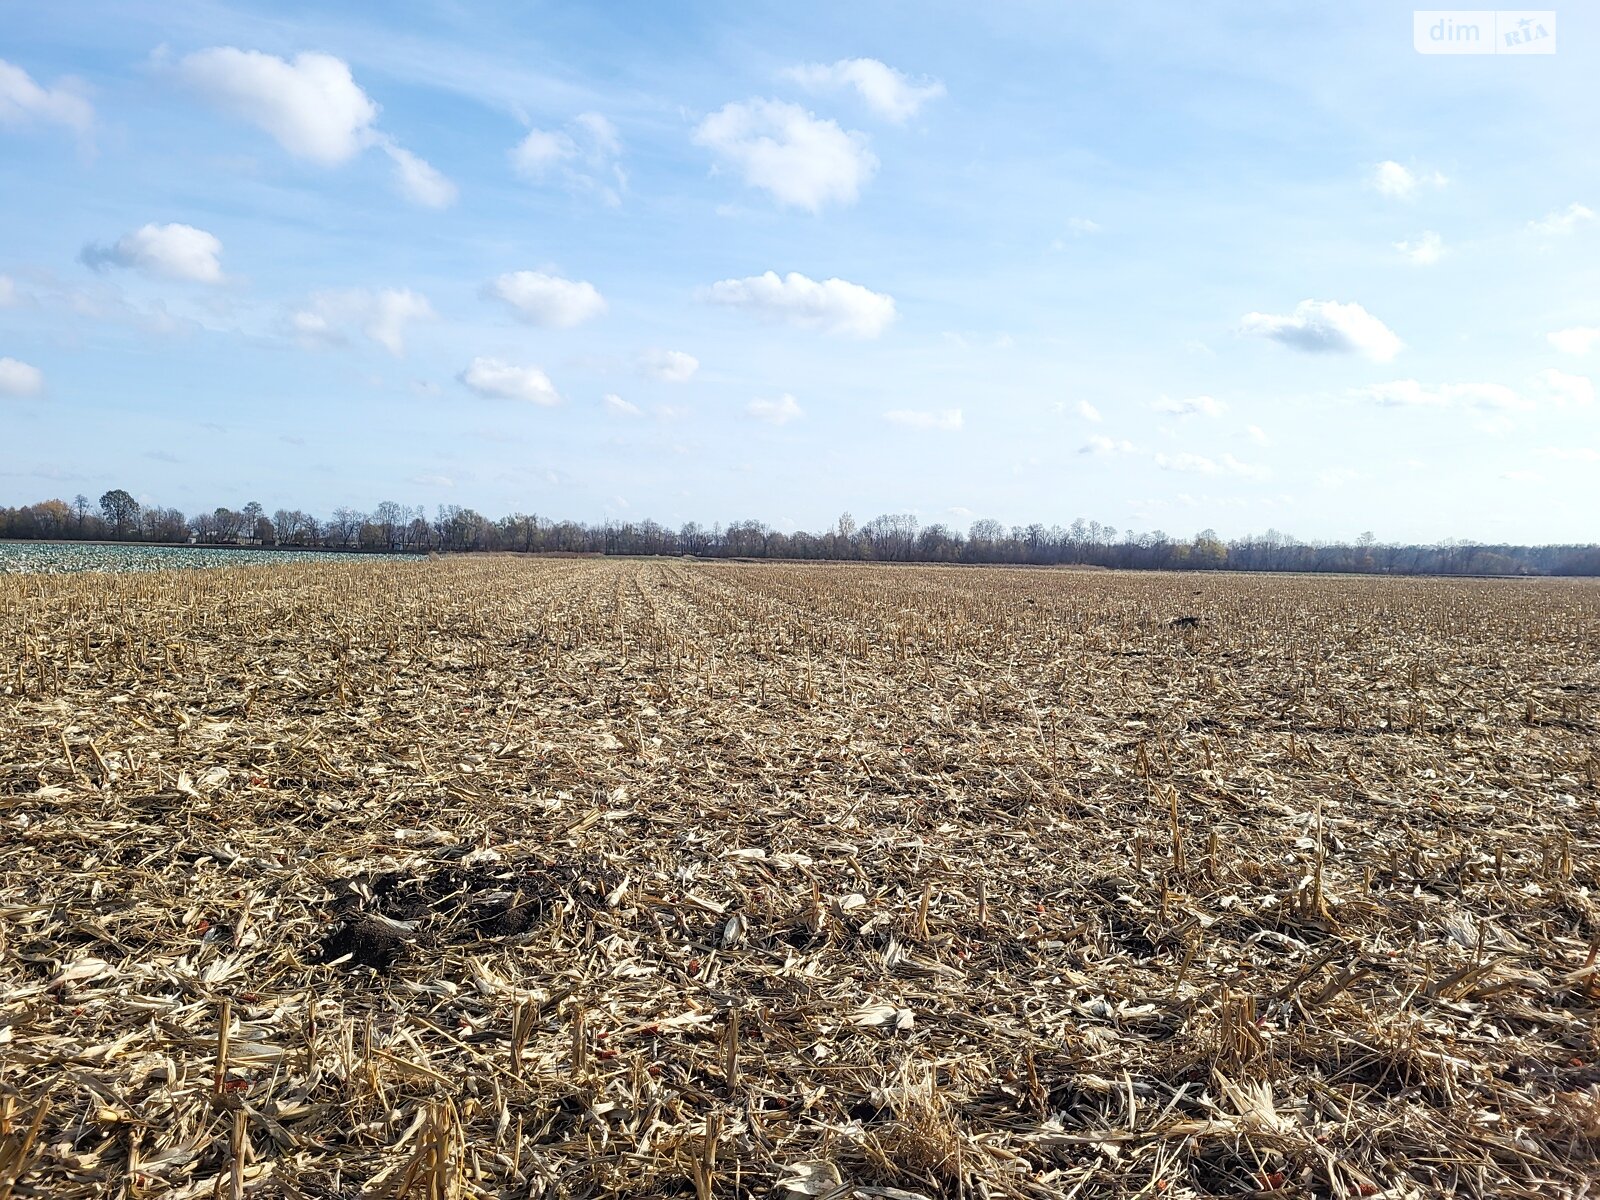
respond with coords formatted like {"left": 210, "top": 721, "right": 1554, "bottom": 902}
{"left": 2, "top": 1, "right": 1596, "bottom": 542}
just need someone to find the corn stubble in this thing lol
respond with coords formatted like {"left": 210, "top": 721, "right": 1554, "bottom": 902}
{"left": 1, "top": 557, "right": 1598, "bottom": 1198}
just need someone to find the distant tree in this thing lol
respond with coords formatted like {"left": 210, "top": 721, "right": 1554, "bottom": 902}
{"left": 73, "top": 493, "right": 90, "bottom": 534}
{"left": 328, "top": 508, "right": 363, "bottom": 548}
{"left": 99, "top": 489, "right": 140, "bottom": 539}
{"left": 241, "top": 501, "right": 265, "bottom": 543}
{"left": 189, "top": 508, "right": 217, "bottom": 544}
{"left": 212, "top": 507, "right": 244, "bottom": 542}
{"left": 374, "top": 500, "right": 405, "bottom": 549}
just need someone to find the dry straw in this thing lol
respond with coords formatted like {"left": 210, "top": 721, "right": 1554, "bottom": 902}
{"left": 1, "top": 556, "right": 1597, "bottom": 1197}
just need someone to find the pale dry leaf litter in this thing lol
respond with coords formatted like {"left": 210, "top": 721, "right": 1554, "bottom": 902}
{"left": 1, "top": 557, "right": 1598, "bottom": 1198}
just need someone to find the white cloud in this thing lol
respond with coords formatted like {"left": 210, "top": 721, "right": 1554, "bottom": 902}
{"left": 510, "top": 112, "right": 624, "bottom": 205}
{"left": 1356, "top": 379, "right": 1530, "bottom": 410}
{"left": 1500, "top": 470, "right": 1543, "bottom": 483}
{"left": 0, "top": 58, "right": 93, "bottom": 137}
{"left": 486, "top": 271, "right": 606, "bottom": 328}
{"left": 289, "top": 287, "right": 433, "bottom": 356}
{"left": 782, "top": 58, "right": 945, "bottom": 123}
{"left": 381, "top": 141, "right": 457, "bottom": 208}
{"left": 947, "top": 506, "right": 973, "bottom": 520}
{"left": 640, "top": 349, "right": 699, "bottom": 382}
{"left": 693, "top": 99, "right": 876, "bottom": 211}
{"left": 748, "top": 394, "right": 803, "bottom": 424}
{"left": 1079, "top": 435, "right": 1135, "bottom": 456}
{"left": 0, "top": 275, "right": 17, "bottom": 306}
{"left": 512, "top": 128, "right": 574, "bottom": 173}
{"left": 1066, "top": 216, "right": 1102, "bottom": 235}
{"left": 1533, "top": 368, "right": 1594, "bottom": 408}
{"left": 1528, "top": 203, "right": 1595, "bottom": 236}
{"left": 1240, "top": 299, "right": 1403, "bottom": 362}
{"left": 1318, "top": 467, "right": 1361, "bottom": 488}
{"left": 178, "top": 48, "right": 378, "bottom": 165}
{"left": 1154, "top": 394, "right": 1227, "bottom": 418}
{"left": 81, "top": 222, "right": 225, "bottom": 283}
{"left": 705, "top": 270, "right": 895, "bottom": 338}
{"left": 1547, "top": 326, "right": 1600, "bottom": 355}
{"left": 1247, "top": 424, "right": 1270, "bottom": 445}
{"left": 0, "top": 356, "right": 43, "bottom": 397}
{"left": 1155, "top": 451, "right": 1266, "bottom": 478}
{"left": 1370, "top": 160, "right": 1446, "bottom": 199}
{"left": 177, "top": 48, "right": 451, "bottom": 206}
{"left": 603, "top": 393, "right": 641, "bottom": 417}
{"left": 1076, "top": 400, "right": 1102, "bottom": 422}
{"left": 459, "top": 357, "right": 560, "bottom": 405}
{"left": 1542, "top": 446, "right": 1600, "bottom": 463}
{"left": 885, "top": 408, "right": 962, "bottom": 431}
{"left": 410, "top": 473, "right": 455, "bottom": 488}
{"left": 1395, "top": 230, "right": 1445, "bottom": 265}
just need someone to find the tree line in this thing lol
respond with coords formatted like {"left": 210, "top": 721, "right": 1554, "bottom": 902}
{"left": 0, "top": 490, "right": 1596, "bottom": 576}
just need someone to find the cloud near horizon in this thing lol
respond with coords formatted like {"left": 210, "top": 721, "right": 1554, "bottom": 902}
{"left": 884, "top": 408, "right": 962, "bottom": 431}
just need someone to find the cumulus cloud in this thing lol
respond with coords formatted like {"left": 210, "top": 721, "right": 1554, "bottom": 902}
{"left": 1155, "top": 452, "right": 1266, "bottom": 479}
{"left": 0, "top": 59, "right": 93, "bottom": 138}
{"left": 289, "top": 287, "right": 433, "bottom": 356}
{"left": 178, "top": 48, "right": 376, "bottom": 163}
{"left": 1079, "top": 435, "right": 1135, "bottom": 456}
{"left": 748, "top": 394, "right": 802, "bottom": 424}
{"left": 510, "top": 112, "right": 625, "bottom": 205}
{"left": 1370, "top": 160, "right": 1446, "bottom": 199}
{"left": 176, "top": 48, "right": 451, "bottom": 206}
{"left": 81, "top": 222, "right": 225, "bottom": 283}
{"left": 1076, "top": 400, "right": 1102, "bottom": 422}
{"left": 1240, "top": 299, "right": 1403, "bottom": 362}
{"left": 460, "top": 357, "right": 560, "bottom": 405}
{"left": 782, "top": 58, "right": 944, "bottom": 123}
{"left": 640, "top": 349, "right": 699, "bottom": 382}
{"left": 1528, "top": 203, "right": 1595, "bottom": 236}
{"left": 0, "top": 356, "right": 43, "bottom": 397}
{"left": 1548, "top": 326, "right": 1600, "bottom": 355}
{"left": 693, "top": 99, "right": 876, "bottom": 210}
{"left": 705, "top": 270, "right": 895, "bottom": 338}
{"left": 1396, "top": 230, "right": 1445, "bottom": 265}
{"left": 1066, "top": 216, "right": 1101, "bottom": 235}
{"left": 1355, "top": 379, "right": 1530, "bottom": 410}
{"left": 380, "top": 141, "right": 457, "bottom": 208}
{"left": 885, "top": 408, "right": 962, "bottom": 431}
{"left": 1155, "top": 394, "right": 1227, "bottom": 418}
{"left": 485, "top": 271, "right": 606, "bottom": 328}
{"left": 603, "top": 393, "right": 641, "bottom": 417}
{"left": 1533, "top": 368, "right": 1595, "bottom": 408}
{"left": 1247, "top": 424, "right": 1270, "bottom": 445}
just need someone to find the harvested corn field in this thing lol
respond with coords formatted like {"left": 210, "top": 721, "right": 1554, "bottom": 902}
{"left": 2, "top": 556, "right": 1599, "bottom": 1199}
